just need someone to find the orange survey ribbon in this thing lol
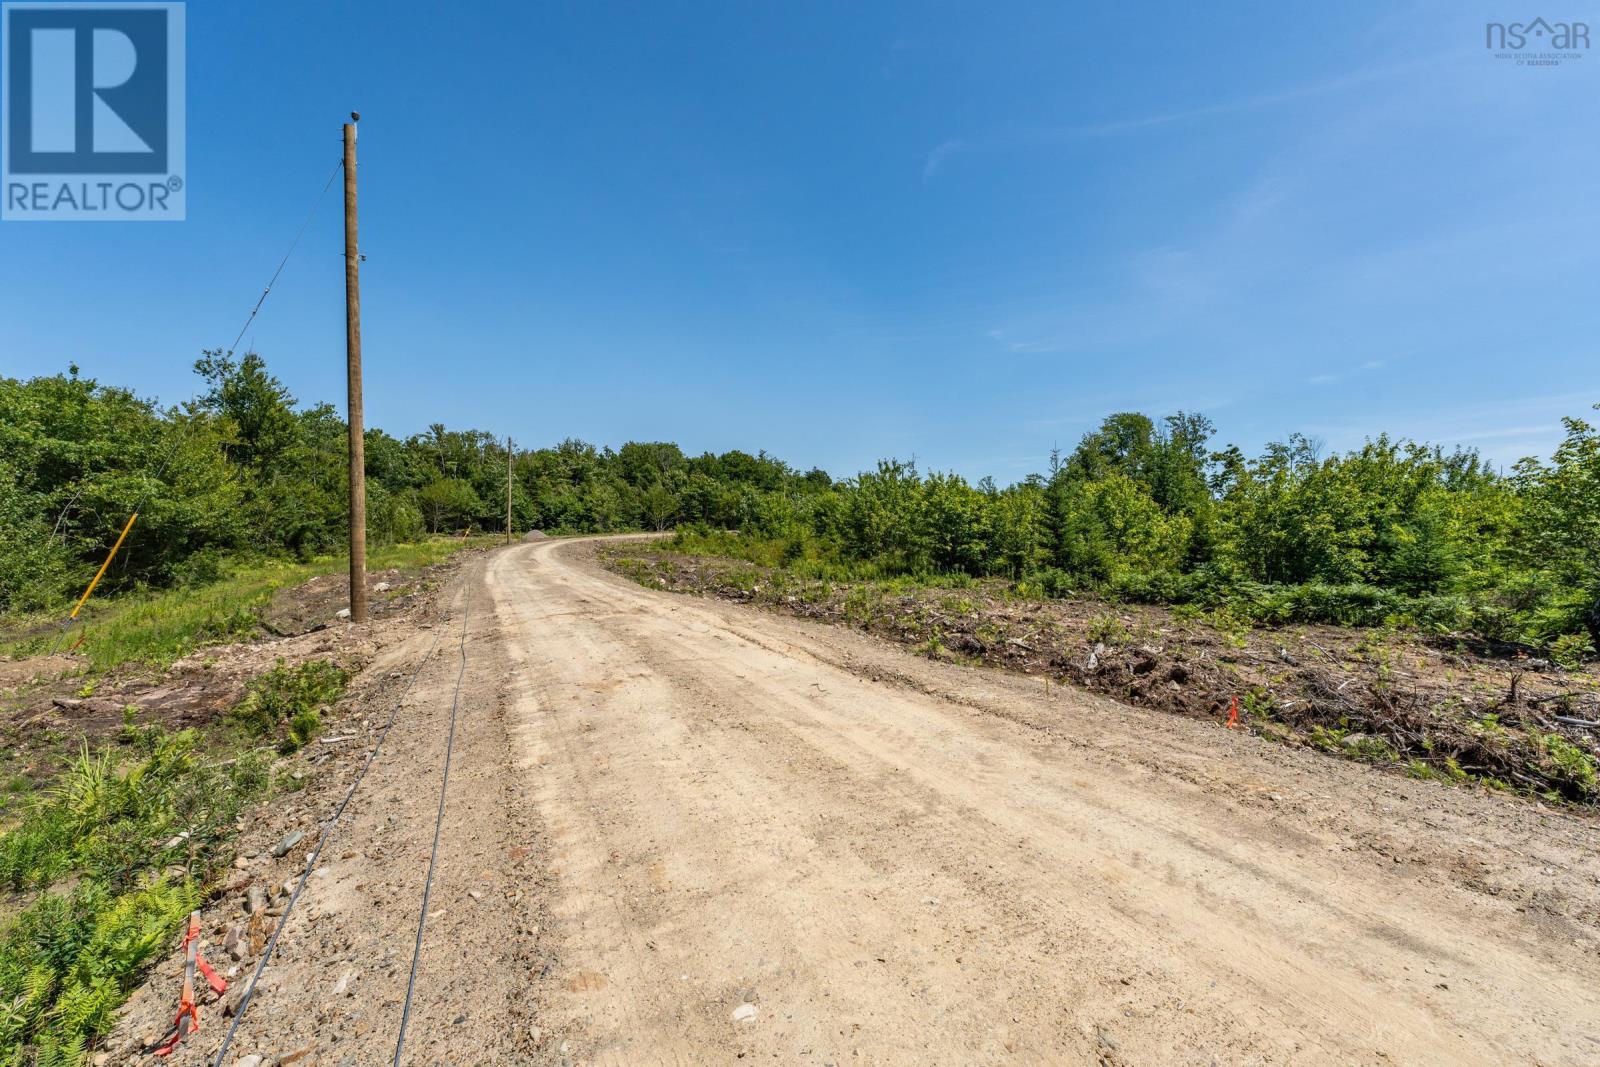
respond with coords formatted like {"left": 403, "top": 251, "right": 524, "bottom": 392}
{"left": 152, "top": 911, "right": 227, "bottom": 1057}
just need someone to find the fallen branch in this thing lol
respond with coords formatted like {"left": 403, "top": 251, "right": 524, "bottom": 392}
{"left": 1554, "top": 715, "right": 1600, "bottom": 730}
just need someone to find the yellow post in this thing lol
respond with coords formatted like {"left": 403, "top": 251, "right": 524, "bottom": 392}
{"left": 69, "top": 512, "right": 138, "bottom": 621}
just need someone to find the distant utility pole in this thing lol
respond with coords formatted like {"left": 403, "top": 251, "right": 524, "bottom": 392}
{"left": 506, "top": 437, "right": 515, "bottom": 544}
{"left": 344, "top": 112, "right": 368, "bottom": 623}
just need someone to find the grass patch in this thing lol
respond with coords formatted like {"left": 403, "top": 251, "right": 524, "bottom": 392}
{"left": 1086, "top": 613, "right": 1130, "bottom": 646}
{"left": 1, "top": 538, "right": 476, "bottom": 672}
{"left": 0, "top": 529, "right": 402, "bottom": 1062}
{"left": 1533, "top": 730, "right": 1599, "bottom": 798}
{"left": 662, "top": 528, "right": 901, "bottom": 584}
{"left": 656, "top": 529, "right": 1599, "bottom": 659}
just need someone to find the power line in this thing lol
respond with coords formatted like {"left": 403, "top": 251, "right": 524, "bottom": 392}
{"left": 51, "top": 156, "right": 345, "bottom": 652}
{"left": 139, "top": 153, "right": 344, "bottom": 510}
{"left": 227, "top": 157, "right": 344, "bottom": 356}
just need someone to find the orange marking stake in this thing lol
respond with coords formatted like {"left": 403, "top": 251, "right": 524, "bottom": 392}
{"left": 1226, "top": 694, "right": 1241, "bottom": 729}
{"left": 68, "top": 511, "right": 138, "bottom": 623}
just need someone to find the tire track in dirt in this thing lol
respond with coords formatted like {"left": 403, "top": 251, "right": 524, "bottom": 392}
{"left": 111, "top": 540, "right": 1600, "bottom": 1066}
{"left": 503, "top": 538, "right": 1600, "bottom": 1066}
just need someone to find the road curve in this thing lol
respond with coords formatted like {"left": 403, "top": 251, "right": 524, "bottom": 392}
{"left": 494, "top": 537, "right": 1600, "bottom": 1066}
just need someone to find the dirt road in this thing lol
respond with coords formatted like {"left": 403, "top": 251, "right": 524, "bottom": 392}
{"left": 127, "top": 538, "right": 1600, "bottom": 1066}
{"left": 495, "top": 538, "right": 1600, "bottom": 1065}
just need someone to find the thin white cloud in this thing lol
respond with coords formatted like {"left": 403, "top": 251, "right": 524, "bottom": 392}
{"left": 1303, "top": 391, "right": 1598, "bottom": 465}
{"left": 1308, "top": 360, "right": 1386, "bottom": 386}
{"left": 1451, "top": 424, "right": 1560, "bottom": 442}
{"left": 923, "top": 139, "right": 967, "bottom": 179}
{"left": 985, "top": 325, "right": 1063, "bottom": 354}
{"left": 921, "top": 54, "right": 1445, "bottom": 180}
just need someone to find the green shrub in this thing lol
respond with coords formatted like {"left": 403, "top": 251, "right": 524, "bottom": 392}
{"left": 1549, "top": 633, "right": 1594, "bottom": 670}
{"left": 1029, "top": 568, "right": 1077, "bottom": 599}
{"left": 1391, "top": 594, "right": 1471, "bottom": 633}
{"left": 0, "top": 878, "right": 199, "bottom": 1063}
{"left": 285, "top": 708, "right": 322, "bottom": 753}
{"left": 1086, "top": 614, "right": 1130, "bottom": 646}
{"left": 1101, "top": 568, "right": 1188, "bottom": 604}
{"left": 1307, "top": 724, "right": 1348, "bottom": 751}
{"left": 1344, "top": 734, "right": 1399, "bottom": 763}
{"left": 1241, "top": 687, "right": 1275, "bottom": 720}
{"left": 229, "top": 658, "right": 347, "bottom": 752}
{"left": 0, "top": 733, "right": 268, "bottom": 893}
{"left": 1533, "top": 730, "right": 1598, "bottom": 798}
{"left": 1256, "top": 583, "right": 1403, "bottom": 627}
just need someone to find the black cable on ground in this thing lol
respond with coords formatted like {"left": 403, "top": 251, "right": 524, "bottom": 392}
{"left": 392, "top": 569, "right": 475, "bottom": 1066}
{"left": 209, "top": 579, "right": 463, "bottom": 1067}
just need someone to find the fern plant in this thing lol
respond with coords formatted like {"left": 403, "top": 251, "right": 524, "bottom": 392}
{"left": 0, "top": 730, "right": 256, "bottom": 1064}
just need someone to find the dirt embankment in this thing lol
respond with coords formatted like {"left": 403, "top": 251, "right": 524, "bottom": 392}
{"left": 0, "top": 561, "right": 456, "bottom": 801}
{"left": 600, "top": 546, "right": 1600, "bottom": 807}
{"left": 99, "top": 553, "right": 550, "bottom": 1066}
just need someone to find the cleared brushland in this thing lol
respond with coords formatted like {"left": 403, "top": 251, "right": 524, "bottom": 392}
{"left": 8, "top": 535, "right": 1599, "bottom": 1066}
{"left": 603, "top": 535, "right": 1600, "bottom": 809}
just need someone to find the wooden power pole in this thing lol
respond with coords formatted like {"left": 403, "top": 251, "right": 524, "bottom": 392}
{"left": 344, "top": 114, "right": 368, "bottom": 623}
{"left": 506, "top": 437, "right": 515, "bottom": 544}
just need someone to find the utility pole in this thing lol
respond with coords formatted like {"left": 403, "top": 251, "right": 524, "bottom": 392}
{"left": 506, "top": 436, "right": 515, "bottom": 544}
{"left": 344, "top": 113, "right": 367, "bottom": 623}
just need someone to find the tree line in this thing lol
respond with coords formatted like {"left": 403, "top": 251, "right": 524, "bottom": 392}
{"left": 729, "top": 412, "right": 1600, "bottom": 652}
{"left": 1, "top": 354, "right": 1595, "bottom": 650}
{"left": 726, "top": 410, "right": 1598, "bottom": 649}
{"left": 0, "top": 354, "right": 827, "bottom": 612}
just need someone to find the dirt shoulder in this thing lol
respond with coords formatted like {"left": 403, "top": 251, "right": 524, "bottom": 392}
{"left": 98, "top": 547, "right": 552, "bottom": 1066}
{"left": 0, "top": 556, "right": 460, "bottom": 807}
{"left": 600, "top": 543, "right": 1600, "bottom": 809}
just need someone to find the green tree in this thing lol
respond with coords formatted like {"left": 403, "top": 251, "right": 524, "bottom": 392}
{"left": 192, "top": 351, "right": 299, "bottom": 473}
{"left": 641, "top": 484, "right": 678, "bottom": 531}
{"left": 844, "top": 460, "right": 928, "bottom": 571}
{"left": 1512, "top": 409, "right": 1600, "bottom": 642}
{"left": 418, "top": 479, "right": 481, "bottom": 533}
{"left": 920, "top": 472, "right": 990, "bottom": 574}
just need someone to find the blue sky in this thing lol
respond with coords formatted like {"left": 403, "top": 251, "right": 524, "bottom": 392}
{"left": 3, "top": 0, "right": 1597, "bottom": 481}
